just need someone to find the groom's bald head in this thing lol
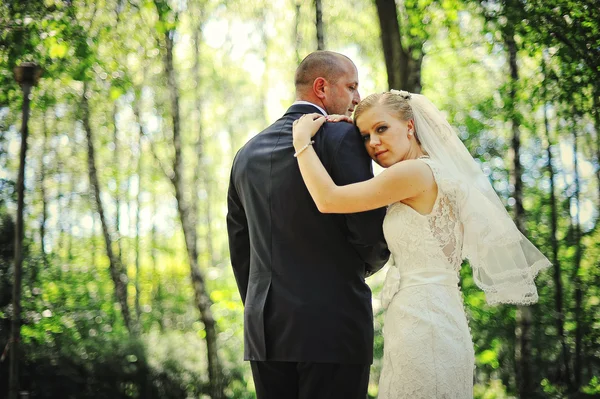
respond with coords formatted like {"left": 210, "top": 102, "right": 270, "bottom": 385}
{"left": 295, "top": 51, "right": 354, "bottom": 92}
{"left": 294, "top": 51, "right": 360, "bottom": 116}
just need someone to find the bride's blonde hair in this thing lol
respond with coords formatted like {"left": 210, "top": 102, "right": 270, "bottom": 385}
{"left": 354, "top": 92, "right": 422, "bottom": 144}
{"left": 354, "top": 92, "right": 414, "bottom": 124}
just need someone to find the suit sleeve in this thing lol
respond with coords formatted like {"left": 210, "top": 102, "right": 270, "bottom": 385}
{"left": 226, "top": 166, "right": 251, "bottom": 304}
{"left": 330, "top": 125, "right": 390, "bottom": 277}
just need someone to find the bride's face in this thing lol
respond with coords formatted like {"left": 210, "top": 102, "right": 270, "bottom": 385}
{"left": 356, "top": 104, "right": 414, "bottom": 168}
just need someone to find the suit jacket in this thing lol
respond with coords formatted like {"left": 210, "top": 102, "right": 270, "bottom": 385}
{"left": 226, "top": 103, "right": 390, "bottom": 364}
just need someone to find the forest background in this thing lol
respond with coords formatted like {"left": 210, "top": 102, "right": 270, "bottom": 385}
{"left": 0, "top": 0, "right": 599, "bottom": 398}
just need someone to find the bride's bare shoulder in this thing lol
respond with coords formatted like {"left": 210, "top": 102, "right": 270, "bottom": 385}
{"left": 387, "top": 159, "right": 436, "bottom": 185}
{"left": 388, "top": 160, "right": 438, "bottom": 213}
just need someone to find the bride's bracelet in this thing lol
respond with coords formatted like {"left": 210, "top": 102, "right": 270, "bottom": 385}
{"left": 293, "top": 140, "right": 315, "bottom": 158}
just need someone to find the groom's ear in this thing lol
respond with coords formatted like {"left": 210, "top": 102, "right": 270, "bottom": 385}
{"left": 314, "top": 77, "right": 327, "bottom": 99}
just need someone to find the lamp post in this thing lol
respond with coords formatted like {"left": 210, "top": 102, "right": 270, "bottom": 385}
{"left": 9, "top": 62, "right": 42, "bottom": 399}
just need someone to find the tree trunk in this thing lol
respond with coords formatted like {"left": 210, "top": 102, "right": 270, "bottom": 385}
{"left": 39, "top": 109, "right": 49, "bottom": 271}
{"left": 315, "top": 0, "right": 324, "bottom": 50}
{"left": 113, "top": 103, "right": 122, "bottom": 259}
{"left": 259, "top": 9, "right": 270, "bottom": 126}
{"left": 67, "top": 164, "right": 75, "bottom": 260}
{"left": 9, "top": 82, "right": 32, "bottom": 399}
{"left": 56, "top": 152, "right": 65, "bottom": 257}
{"left": 541, "top": 57, "right": 571, "bottom": 388}
{"left": 90, "top": 209, "right": 105, "bottom": 302}
{"left": 571, "top": 115, "right": 583, "bottom": 389}
{"left": 125, "top": 139, "right": 134, "bottom": 322}
{"left": 192, "top": 22, "right": 203, "bottom": 244}
{"left": 91, "top": 205, "right": 97, "bottom": 264}
{"left": 547, "top": 126, "right": 568, "bottom": 384}
{"left": 294, "top": 1, "right": 302, "bottom": 64}
{"left": 504, "top": 32, "right": 534, "bottom": 398}
{"left": 151, "top": 189, "right": 163, "bottom": 331}
{"left": 159, "top": 18, "right": 225, "bottom": 398}
{"left": 82, "top": 84, "right": 132, "bottom": 333}
{"left": 192, "top": 22, "right": 216, "bottom": 269}
{"left": 594, "top": 91, "right": 600, "bottom": 213}
{"left": 374, "top": 0, "right": 422, "bottom": 92}
{"left": 134, "top": 129, "right": 142, "bottom": 331}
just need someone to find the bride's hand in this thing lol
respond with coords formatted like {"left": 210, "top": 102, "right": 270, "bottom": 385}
{"left": 326, "top": 114, "right": 353, "bottom": 123}
{"left": 293, "top": 113, "right": 326, "bottom": 148}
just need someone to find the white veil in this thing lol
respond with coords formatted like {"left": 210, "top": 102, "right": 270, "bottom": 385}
{"left": 393, "top": 89, "right": 551, "bottom": 305}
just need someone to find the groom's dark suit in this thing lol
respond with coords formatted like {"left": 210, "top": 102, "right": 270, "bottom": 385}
{"left": 227, "top": 103, "right": 389, "bottom": 397}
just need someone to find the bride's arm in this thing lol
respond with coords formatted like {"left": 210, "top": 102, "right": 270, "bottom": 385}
{"left": 293, "top": 114, "right": 434, "bottom": 214}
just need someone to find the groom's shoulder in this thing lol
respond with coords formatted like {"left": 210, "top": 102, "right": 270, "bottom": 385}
{"left": 233, "top": 122, "right": 275, "bottom": 158}
{"left": 319, "top": 121, "right": 364, "bottom": 155}
{"left": 320, "top": 121, "right": 361, "bottom": 144}
{"left": 230, "top": 116, "right": 289, "bottom": 172}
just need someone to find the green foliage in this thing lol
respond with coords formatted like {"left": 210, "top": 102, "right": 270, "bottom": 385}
{"left": 0, "top": 0, "right": 598, "bottom": 397}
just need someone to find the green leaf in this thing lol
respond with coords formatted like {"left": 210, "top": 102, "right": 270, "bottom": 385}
{"left": 477, "top": 349, "right": 499, "bottom": 369}
{"left": 110, "top": 86, "right": 123, "bottom": 100}
{"left": 49, "top": 42, "right": 68, "bottom": 58}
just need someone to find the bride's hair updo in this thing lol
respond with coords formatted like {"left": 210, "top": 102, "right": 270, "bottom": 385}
{"left": 354, "top": 91, "right": 414, "bottom": 124}
{"left": 354, "top": 91, "right": 422, "bottom": 144}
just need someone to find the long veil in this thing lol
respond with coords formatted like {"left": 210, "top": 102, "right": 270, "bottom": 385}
{"left": 396, "top": 90, "right": 551, "bottom": 305}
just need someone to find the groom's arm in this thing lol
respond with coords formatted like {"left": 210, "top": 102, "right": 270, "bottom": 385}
{"left": 329, "top": 124, "right": 390, "bottom": 277}
{"left": 227, "top": 166, "right": 251, "bottom": 304}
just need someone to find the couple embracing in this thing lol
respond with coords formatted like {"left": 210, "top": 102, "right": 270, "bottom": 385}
{"left": 227, "top": 50, "right": 550, "bottom": 399}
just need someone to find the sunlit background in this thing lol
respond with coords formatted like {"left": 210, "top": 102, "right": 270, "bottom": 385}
{"left": 0, "top": 0, "right": 599, "bottom": 398}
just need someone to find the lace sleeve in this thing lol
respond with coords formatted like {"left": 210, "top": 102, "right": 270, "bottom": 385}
{"left": 401, "top": 92, "right": 550, "bottom": 305}
{"left": 420, "top": 157, "right": 550, "bottom": 305}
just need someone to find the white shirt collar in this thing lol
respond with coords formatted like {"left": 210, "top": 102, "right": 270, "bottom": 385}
{"left": 292, "top": 101, "right": 327, "bottom": 116}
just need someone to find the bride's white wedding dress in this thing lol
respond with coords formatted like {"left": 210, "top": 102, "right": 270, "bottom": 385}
{"left": 378, "top": 158, "right": 475, "bottom": 399}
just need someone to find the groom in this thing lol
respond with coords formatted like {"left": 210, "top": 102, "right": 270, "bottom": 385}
{"left": 227, "top": 50, "right": 389, "bottom": 399}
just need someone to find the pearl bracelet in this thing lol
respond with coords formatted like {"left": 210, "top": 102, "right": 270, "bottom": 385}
{"left": 293, "top": 140, "right": 315, "bottom": 158}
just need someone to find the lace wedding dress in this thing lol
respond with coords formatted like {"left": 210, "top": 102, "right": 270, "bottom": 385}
{"left": 378, "top": 158, "right": 475, "bottom": 399}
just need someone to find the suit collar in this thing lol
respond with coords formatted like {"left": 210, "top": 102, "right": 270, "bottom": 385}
{"left": 284, "top": 102, "right": 327, "bottom": 117}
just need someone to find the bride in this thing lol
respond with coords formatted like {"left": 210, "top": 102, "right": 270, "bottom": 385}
{"left": 291, "top": 90, "right": 551, "bottom": 398}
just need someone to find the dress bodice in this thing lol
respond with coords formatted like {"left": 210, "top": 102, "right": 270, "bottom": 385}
{"left": 383, "top": 158, "right": 464, "bottom": 273}
{"left": 380, "top": 158, "right": 466, "bottom": 308}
